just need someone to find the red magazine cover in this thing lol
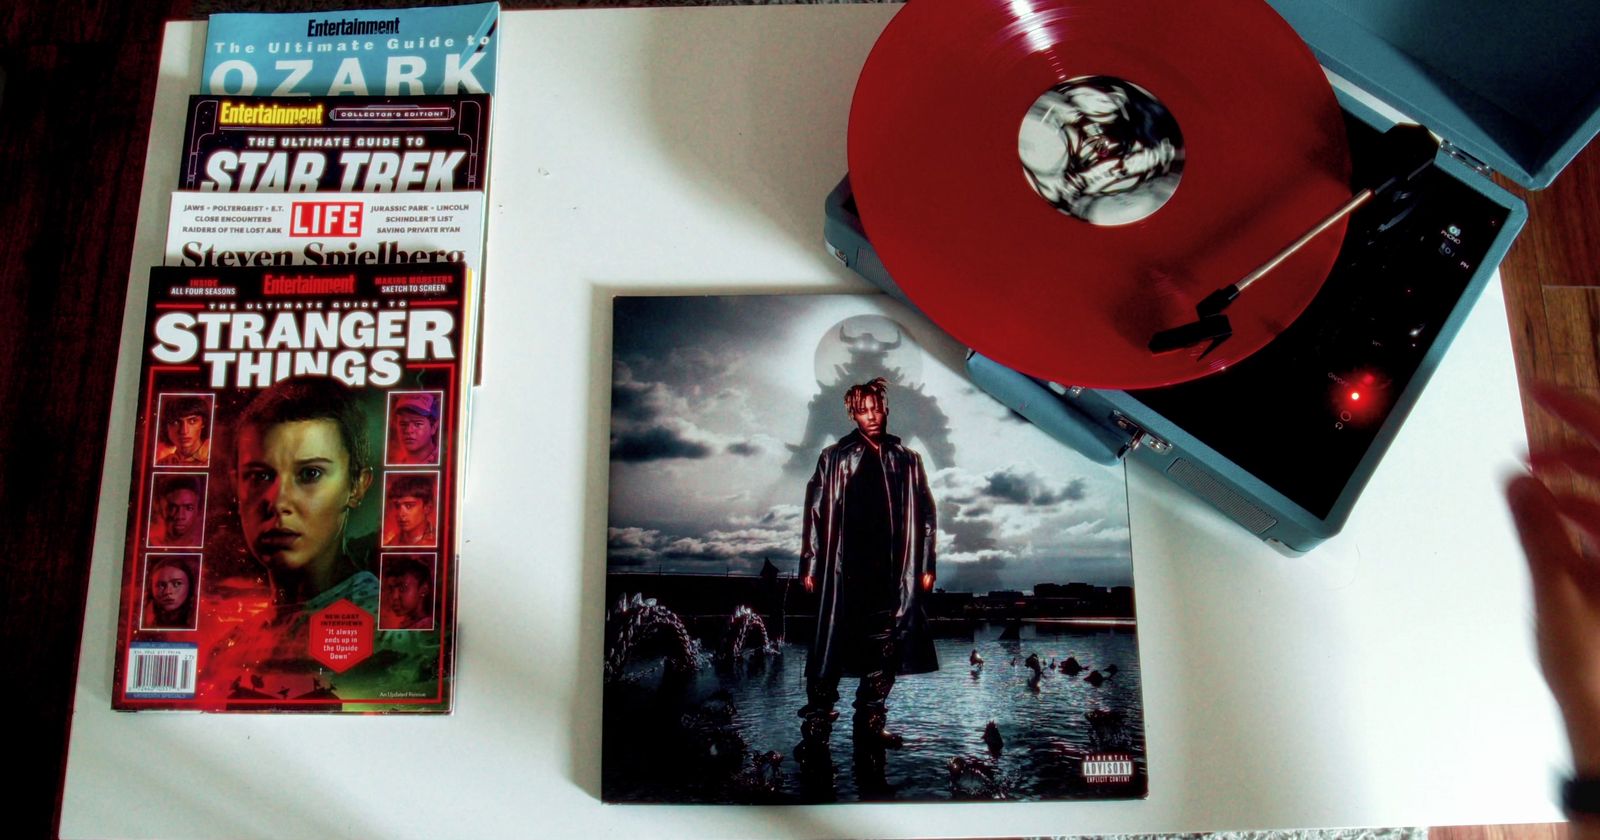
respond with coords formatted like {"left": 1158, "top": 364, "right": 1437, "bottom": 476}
{"left": 112, "top": 262, "right": 466, "bottom": 712}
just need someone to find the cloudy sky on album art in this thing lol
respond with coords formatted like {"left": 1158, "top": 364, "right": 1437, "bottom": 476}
{"left": 606, "top": 294, "right": 1133, "bottom": 593}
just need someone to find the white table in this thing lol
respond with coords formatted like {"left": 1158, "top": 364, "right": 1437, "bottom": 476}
{"left": 62, "top": 5, "right": 1565, "bottom": 838}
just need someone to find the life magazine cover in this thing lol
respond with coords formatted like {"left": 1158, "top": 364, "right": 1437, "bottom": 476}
{"left": 164, "top": 191, "right": 484, "bottom": 276}
{"left": 202, "top": 2, "right": 499, "bottom": 96}
{"left": 164, "top": 191, "right": 486, "bottom": 383}
{"left": 111, "top": 263, "right": 466, "bottom": 712}
{"left": 179, "top": 94, "right": 491, "bottom": 192}
{"left": 603, "top": 294, "right": 1147, "bottom": 802}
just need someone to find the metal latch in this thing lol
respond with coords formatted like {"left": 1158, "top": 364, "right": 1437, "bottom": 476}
{"left": 1440, "top": 140, "right": 1493, "bottom": 180}
{"left": 824, "top": 237, "right": 849, "bottom": 267}
{"left": 1110, "top": 410, "right": 1171, "bottom": 458}
{"left": 1045, "top": 382, "right": 1085, "bottom": 398}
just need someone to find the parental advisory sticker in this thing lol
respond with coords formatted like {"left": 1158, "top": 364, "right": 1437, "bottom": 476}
{"left": 1083, "top": 753, "right": 1134, "bottom": 784}
{"left": 125, "top": 642, "right": 198, "bottom": 699}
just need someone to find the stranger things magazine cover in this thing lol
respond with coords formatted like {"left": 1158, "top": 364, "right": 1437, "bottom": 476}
{"left": 110, "top": 263, "right": 465, "bottom": 713}
{"left": 603, "top": 294, "right": 1147, "bottom": 802}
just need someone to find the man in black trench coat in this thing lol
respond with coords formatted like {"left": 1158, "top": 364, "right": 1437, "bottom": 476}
{"left": 797, "top": 377, "right": 939, "bottom": 754}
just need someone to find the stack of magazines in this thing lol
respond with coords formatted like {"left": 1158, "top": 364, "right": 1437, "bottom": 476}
{"left": 111, "top": 1, "right": 500, "bottom": 714}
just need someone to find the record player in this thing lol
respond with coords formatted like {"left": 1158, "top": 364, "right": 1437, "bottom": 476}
{"left": 825, "top": 0, "right": 1600, "bottom": 553}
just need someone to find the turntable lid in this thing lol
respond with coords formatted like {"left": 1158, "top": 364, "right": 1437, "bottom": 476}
{"left": 1269, "top": 0, "right": 1600, "bottom": 189}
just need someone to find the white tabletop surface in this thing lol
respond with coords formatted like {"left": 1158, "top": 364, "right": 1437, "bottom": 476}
{"left": 62, "top": 5, "right": 1565, "bottom": 838}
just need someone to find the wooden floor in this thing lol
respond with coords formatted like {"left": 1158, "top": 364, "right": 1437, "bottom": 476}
{"left": 1436, "top": 825, "right": 1572, "bottom": 840}
{"left": 2, "top": 1, "right": 1595, "bottom": 838}
{"left": 1498, "top": 141, "right": 1600, "bottom": 503}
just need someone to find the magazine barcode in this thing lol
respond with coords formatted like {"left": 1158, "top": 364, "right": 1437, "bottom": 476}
{"left": 135, "top": 652, "right": 188, "bottom": 689}
{"left": 125, "top": 644, "right": 198, "bottom": 697}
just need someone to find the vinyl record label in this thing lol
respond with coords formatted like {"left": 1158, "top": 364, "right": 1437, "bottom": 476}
{"left": 1018, "top": 75, "right": 1184, "bottom": 226}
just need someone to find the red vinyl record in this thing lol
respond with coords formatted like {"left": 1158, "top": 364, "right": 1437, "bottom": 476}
{"left": 848, "top": 0, "right": 1352, "bottom": 389}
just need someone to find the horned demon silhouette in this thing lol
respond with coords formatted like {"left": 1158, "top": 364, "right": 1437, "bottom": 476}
{"left": 784, "top": 316, "right": 954, "bottom": 475}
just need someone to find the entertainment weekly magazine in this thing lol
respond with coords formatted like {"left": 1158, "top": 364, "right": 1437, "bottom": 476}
{"left": 202, "top": 2, "right": 500, "bottom": 97}
{"left": 111, "top": 263, "right": 464, "bottom": 712}
{"left": 179, "top": 94, "right": 491, "bottom": 193}
{"left": 603, "top": 294, "right": 1147, "bottom": 802}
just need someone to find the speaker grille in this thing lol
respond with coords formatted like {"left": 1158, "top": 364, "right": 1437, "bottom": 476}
{"left": 1165, "top": 458, "right": 1278, "bottom": 534}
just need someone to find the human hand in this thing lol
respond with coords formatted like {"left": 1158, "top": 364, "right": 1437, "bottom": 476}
{"left": 803, "top": 575, "right": 815, "bottom": 594}
{"left": 1508, "top": 383, "right": 1600, "bottom": 775}
{"left": 921, "top": 573, "right": 934, "bottom": 592}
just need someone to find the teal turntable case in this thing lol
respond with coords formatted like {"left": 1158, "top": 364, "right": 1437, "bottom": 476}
{"left": 1268, "top": 0, "right": 1600, "bottom": 189}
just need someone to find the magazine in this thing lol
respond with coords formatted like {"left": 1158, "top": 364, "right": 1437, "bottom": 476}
{"left": 202, "top": 2, "right": 500, "bottom": 96}
{"left": 112, "top": 263, "right": 467, "bottom": 712}
{"left": 602, "top": 293, "right": 1147, "bottom": 802}
{"left": 164, "top": 190, "right": 486, "bottom": 384}
{"left": 179, "top": 94, "right": 491, "bottom": 192}
{"left": 164, "top": 191, "right": 484, "bottom": 275}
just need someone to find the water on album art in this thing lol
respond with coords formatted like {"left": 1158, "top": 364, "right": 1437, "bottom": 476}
{"left": 603, "top": 294, "right": 1146, "bottom": 803}
{"left": 1018, "top": 74, "right": 1185, "bottom": 226}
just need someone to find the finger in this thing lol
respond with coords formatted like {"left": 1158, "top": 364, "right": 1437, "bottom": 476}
{"left": 1531, "top": 382, "right": 1600, "bottom": 444}
{"left": 1506, "top": 476, "right": 1600, "bottom": 639}
{"left": 1529, "top": 445, "right": 1600, "bottom": 483}
{"left": 1509, "top": 475, "right": 1600, "bottom": 609}
{"left": 1549, "top": 490, "right": 1600, "bottom": 549}
{"left": 1506, "top": 474, "right": 1583, "bottom": 580}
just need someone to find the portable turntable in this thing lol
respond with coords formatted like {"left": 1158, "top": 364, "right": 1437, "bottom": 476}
{"left": 825, "top": 0, "right": 1600, "bottom": 553}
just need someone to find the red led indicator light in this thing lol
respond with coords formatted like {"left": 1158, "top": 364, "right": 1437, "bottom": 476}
{"left": 1350, "top": 392, "right": 1361, "bottom": 402}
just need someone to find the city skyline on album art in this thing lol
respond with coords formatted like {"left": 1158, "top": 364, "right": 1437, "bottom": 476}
{"left": 604, "top": 293, "right": 1146, "bottom": 803}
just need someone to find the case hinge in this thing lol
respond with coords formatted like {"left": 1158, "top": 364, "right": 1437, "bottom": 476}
{"left": 1440, "top": 140, "right": 1493, "bottom": 180}
{"left": 1110, "top": 410, "right": 1171, "bottom": 457}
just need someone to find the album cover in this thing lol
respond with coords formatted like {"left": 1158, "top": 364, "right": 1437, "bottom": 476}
{"left": 603, "top": 294, "right": 1147, "bottom": 802}
{"left": 111, "top": 263, "right": 466, "bottom": 712}
{"left": 201, "top": 2, "right": 499, "bottom": 97}
{"left": 179, "top": 94, "right": 491, "bottom": 193}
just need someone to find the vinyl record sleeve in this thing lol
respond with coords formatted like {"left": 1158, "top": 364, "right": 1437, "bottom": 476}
{"left": 110, "top": 263, "right": 466, "bottom": 712}
{"left": 602, "top": 293, "right": 1146, "bottom": 802}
